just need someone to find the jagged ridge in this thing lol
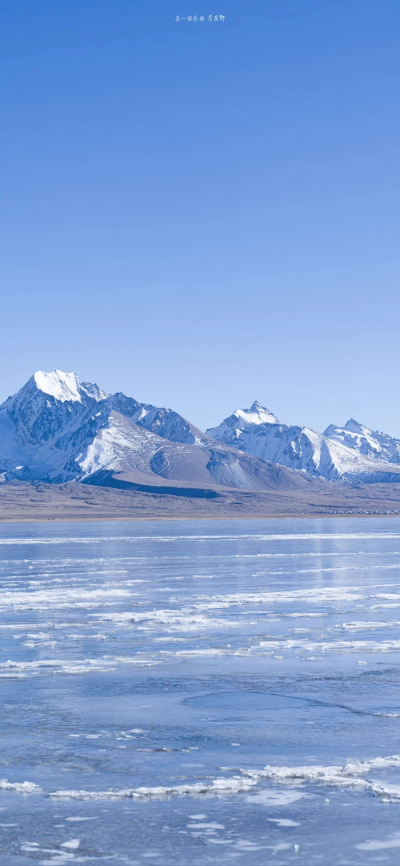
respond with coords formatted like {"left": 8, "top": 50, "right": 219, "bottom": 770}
{"left": 207, "top": 402, "right": 400, "bottom": 482}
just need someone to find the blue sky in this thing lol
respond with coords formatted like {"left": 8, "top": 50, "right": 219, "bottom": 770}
{"left": 1, "top": 0, "right": 399, "bottom": 435}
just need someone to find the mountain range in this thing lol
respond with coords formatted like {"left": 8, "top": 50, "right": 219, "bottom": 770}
{"left": 0, "top": 371, "right": 399, "bottom": 494}
{"left": 207, "top": 402, "right": 400, "bottom": 482}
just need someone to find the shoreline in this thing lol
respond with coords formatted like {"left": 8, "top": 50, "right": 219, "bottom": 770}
{"left": 0, "top": 511, "right": 399, "bottom": 524}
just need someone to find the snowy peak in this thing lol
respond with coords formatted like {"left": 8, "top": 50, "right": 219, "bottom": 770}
{"left": 235, "top": 402, "right": 279, "bottom": 426}
{"left": 323, "top": 419, "right": 400, "bottom": 465}
{"left": 0, "top": 370, "right": 110, "bottom": 458}
{"left": 33, "top": 370, "right": 83, "bottom": 403}
{"left": 80, "top": 381, "right": 109, "bottom": 402}
{"left": 344, "top": 418, "right": 365, "bottom": 434}
{"left": 32, "top": 370, "right": 108, "bottom": 404}
{"left": 206, "top": 401, "right": 279, "bottom": 445}
{"left": 324, "top": 418, "right": 367, "bottom": 436}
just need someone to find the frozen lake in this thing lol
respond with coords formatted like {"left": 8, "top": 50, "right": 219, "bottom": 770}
{"left": 0, "top": 517, "right": 399, "bottom": 864}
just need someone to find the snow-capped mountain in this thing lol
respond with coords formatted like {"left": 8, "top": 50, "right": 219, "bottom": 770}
{"left": 0, "top": 372, "right": 316, "bottom": 492}
{"left": 0, "top": 371, "right": 110, "bottom": 482}
{"left": 323, "top": 419, "right": 400, "bottom": 465}
{"left": 207, "top": 401, "right": 279, "bottom": 447}
{"left": 207, "top": 403, "right": 400, "bottom": 482}
{"left": 2, "top": 374, "right": 399, "bottom": 490}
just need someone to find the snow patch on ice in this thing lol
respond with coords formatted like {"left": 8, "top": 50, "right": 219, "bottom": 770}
{"left": 49, "top": 754, "right": 400, "bottom": 804}
{"left": 0, "top": 779, "right": 42, "bottom": 794}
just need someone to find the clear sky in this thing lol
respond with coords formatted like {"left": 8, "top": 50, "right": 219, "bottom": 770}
{"left": 1, "top": 0, "right": 399, "bottom": 435}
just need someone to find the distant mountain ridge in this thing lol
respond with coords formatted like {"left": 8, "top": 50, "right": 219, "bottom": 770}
{"left": 323, "top": 418, "right": 400, "bottom": 464}
{"left": 207, "top": 401, "right": 400, "bottom": 482}
{"left": 0, "top": 373, "right": 398, "bottom": 491}
{"left": 0, "top": 372, "right": 318, "bottom": 493}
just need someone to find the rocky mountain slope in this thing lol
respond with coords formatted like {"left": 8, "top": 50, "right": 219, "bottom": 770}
{"left": 207, "top": 402, "right": 400, "bottom": 482}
